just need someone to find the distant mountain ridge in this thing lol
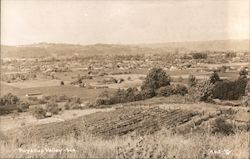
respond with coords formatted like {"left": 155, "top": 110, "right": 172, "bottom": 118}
{"left": 137, "top": 39, "right": 249, "bottom": 51}
{"left": 1, "top": 39, "right": 249, "bottom": 58}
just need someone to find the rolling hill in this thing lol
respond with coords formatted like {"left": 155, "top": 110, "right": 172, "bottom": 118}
{"left": 1, "top": 39, "right": 249, "bottom": 58}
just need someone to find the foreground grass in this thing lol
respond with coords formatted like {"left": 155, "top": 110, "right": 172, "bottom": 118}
{"left": 1, "top": 129, "right": 249, "bottom": 158}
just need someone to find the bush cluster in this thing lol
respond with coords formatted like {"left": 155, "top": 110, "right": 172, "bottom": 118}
{"left": 212, "top": 78, "right": 247, "bottom": 100}
{"left": 96, "top": 88, "right": 138, "bottom": 105}
{"left": 192, "top": 53, "right": 208, "bottom": 59}
{"left": 197, "top": 72, "right": 247, "bottom": 101}
{"left": 28, "top": 97, "right": 38, "bottom": 101}
{"left": 46, "top": 101, "right": 61, "bottom": 115}
{"left": 157, "top": 84, "right": 188, "bottom": 97}
{"left": 196, "top": 80, "right": 215, "bottom": 102}
{"left": 209, "top": 71, "right": 221, "bottom": 84}
{"left": 95, "top": 67, "right": 247, "bottom": 106}
{"left": 95, "top": 87, "right": 157, "bottom": 106}
{"left": 17, "top": 102, "right": 30, "bottom": 112}
{"left": 39, "top": 95, "right": 69, "bottom": 104}
{"left": 141, "top": 68, "right": 171, "bottom": 90}
{"left": 0, "top": 93, "right": 19, "bottom": 106}
{"left": 239, "top": 67, "right": 248, "bottom": 78}
{"left": 212, "top": 118, "right": 234, "bottom": 135}
{"left": 31, "top": 106, "right": 46, "bottom": 119}
{"left": 64, "top": 97, "right": 82, "bottom": 110}
{"left": 31, "top": 100, "right": 62, "bottom": 119}
{"left": 95, "top": 68, "right": 189, "bottom": 106}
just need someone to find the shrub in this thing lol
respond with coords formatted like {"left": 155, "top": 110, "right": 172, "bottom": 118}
{"left": 192, "top": 53, "right": 207, "bottom": 59}
{"left": 212, "top": 118, "right": 234, "bottom": 135}
{"left": 99, "top": 90, "right": 110, "bottom": 98}
{"left": 64, "top": 97, "right": 82, "bottom": 110}
{"left": 0, "top": 93, "right": 19, "bottom": 106}
{"left": 141, "top": 68, "right": 171, "bottom": 90}
{"left": 71, "top": 103, "right": 82, "bottom": 109}
{"left": 195, "top": 72, "right": 221, "bottom": 102}
{"left": 64, "top": 103, "right": 70, "bottom": 110}
{"left": 31, "top": 106, "right": 46, "bottom": 119}
{"left": 137, "top": 88, "right": 155, "bottom": 100}
{"left": 212, "top": 78, "right": 247, "bottom": 100}
{"left": 239, "top": 67, "right": 248, "bottom": 78}
{"left": 187, "top": 74, "right": 196, "bottom": 87}
{"left": 185, "top": 87, "right": 200, "bottom": 103}
{"left": 40, "top": 95, "right": 66, "bottom": 103}
{"left": 43, "top": 96, "right": 51, "bottom": 101}
{"left": 38, "top": 99, "right": 47, "bottom": 104}
{"left": 28, "top": 97, "right": 38, "bottom": 101}
{"left": 98, "top": 88, "right": 137, "bottom": 105}
{"left": 111, "top": 89, "right": 130, "bottom": 104}
{"left": 197, "top": 72, "right": 247, "bottom": 101}
{"left": 125, "top": 87, "right": 138, "bottom": 101}
{"left": 64, "top": 101, "right": 82, "bottom": 110}
{"left": 46, "top": 101, "right": 61, "bottom": 114}
{"left": 172, "top": 84, "right": 188, "bottom": 96}
{"left": 68, "top": 97, "right": 81, "bottom": 104}
{"left": 94, "top": 87, "right": 153, "bottom": 106}
{"left": 17, "top": 102, "right": 30, "bottom": 112}
{"left": 209, "top": 71, "right": 220, "bottom": 84}
{"left": 196, "top": 80, "right": 215, "bottom": 102}
{"left": 95, "top": 98, "right": 112, "bottom": 106}
{"left": 157, "top": 84, "right": 188, "bottom": 97}
{"left": 156, "top": 86, "right": 173, "bottom": 97}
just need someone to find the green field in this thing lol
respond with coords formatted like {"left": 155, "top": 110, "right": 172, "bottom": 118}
{"left": 1, "top": 84, "right": 112, "bottom": 100}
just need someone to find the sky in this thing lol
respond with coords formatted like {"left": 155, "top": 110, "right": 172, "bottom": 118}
{"left": 1, "top": 0, "right": 249, "bottom": 45}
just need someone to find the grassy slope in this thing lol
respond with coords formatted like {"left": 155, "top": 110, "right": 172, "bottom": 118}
{"left": 1, "top": 129, "right": 249, "bottom": 158}
{"left": 1, "top": 96, "right": 249, "bottom": 158}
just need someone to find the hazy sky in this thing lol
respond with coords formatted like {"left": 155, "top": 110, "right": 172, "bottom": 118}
{"left": 1, "top": 0, "right": 249, "bottom": 45}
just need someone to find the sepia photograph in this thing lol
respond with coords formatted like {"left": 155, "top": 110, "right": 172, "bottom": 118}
{"left": 0, "top": 0, "right": 249, "bottom": 158}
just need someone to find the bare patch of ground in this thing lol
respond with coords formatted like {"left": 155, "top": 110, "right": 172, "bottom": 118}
{"left": 0, "top": 108, "right": 115, "bottom": 132}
